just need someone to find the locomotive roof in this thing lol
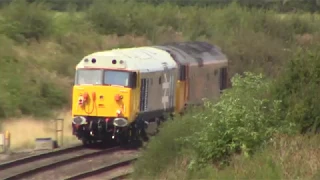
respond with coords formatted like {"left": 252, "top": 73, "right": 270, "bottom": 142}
{"left": 76, "top": 42, "right": 227, "bottom": 71}
{"left": 76, "top": 47, "right": 177, "bottom": 72}
{"left": 153, "top": 41, "right": 228, "bottom": 66}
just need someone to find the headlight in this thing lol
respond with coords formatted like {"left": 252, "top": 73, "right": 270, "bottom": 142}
{"left": 113, "top": 118, "right": 128, "bottom": 127}
{"left": 72, "top": 116, "right": 87, "bottom": 125}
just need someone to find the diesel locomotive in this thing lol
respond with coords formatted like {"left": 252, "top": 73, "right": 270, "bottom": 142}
{"left": 71, "top": 41, "right": 229, "bottom": 146}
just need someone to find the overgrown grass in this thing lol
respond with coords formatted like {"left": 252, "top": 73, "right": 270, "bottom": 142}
{"left": 148, "top": 134, "right": 320, "bottom": 180}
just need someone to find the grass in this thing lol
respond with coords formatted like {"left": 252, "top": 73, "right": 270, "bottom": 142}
{"left": 152, "top": 134, "right": 320, "bottom": 180}
{"left": 0, "top": 110, "right": 78, "bottom": 151}
{"left": 1, "top": 0, "right": 320, "bottom": 178}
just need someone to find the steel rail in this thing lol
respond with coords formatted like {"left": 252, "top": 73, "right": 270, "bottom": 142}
{"left": 110, "top": 171, "right": 133, "bottom": 180}
{"left": 0, "top": 144, "right": 83, "bottom": 170}
{"left": 1, "top": 146, "right": 122, "bottom": 180}
{"left": 64, "top": 156, "right": 139, "bottom": 180}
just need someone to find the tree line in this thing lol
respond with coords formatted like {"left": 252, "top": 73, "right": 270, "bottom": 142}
{"left": 0, "top": 0, "right": 320, "bottom": 12}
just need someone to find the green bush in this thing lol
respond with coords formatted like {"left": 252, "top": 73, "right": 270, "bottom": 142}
{"left": 0, "top": 0, "right": 53, "bottom": 41}
{"left": 180, "top": 72, "right": 296, "bottom": 168}
{"left": 133, "top": 73, "right": 297, "bottom": 179}
{"left": 0, "top": 39, "right": 69, "bottom": 118}
{"left": 273, "top": 46, "right": 320, "bottom": 134}
{"left": 86, "top": 0, "right": 131, "bottom": 36}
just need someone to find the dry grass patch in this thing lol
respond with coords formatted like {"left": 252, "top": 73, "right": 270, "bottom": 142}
{"left": 211, "top": 135, "right": 320, "bottom": 180}
{"left": 0, "top": 109, "right": 77, "bottom": 151}
{"left": 137, "top": 135, "right": 320, "bottom": 180}
{"left": 158, "top": 157, "right": 190, "bottom": 180}
{"left": 271, "top": 134, "right": 320, "bottom": 179}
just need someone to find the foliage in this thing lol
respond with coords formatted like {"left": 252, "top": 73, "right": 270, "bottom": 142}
{"left": 133, "top": 73, "right": 297, "bottom": 178}
{"left": 0, "top": 35, "right": 69, "bottom": 118}
{"left": 0, "top": 0, "right": 53, "bottom": 41}
{"left": 180, "top": 72, "right": 296, "bottom": 168}
{"left": 2, "top": 0, "right": 320, "bottom": 13}
{"left": 273, "top": 46, "right": 320, "bottom": 134}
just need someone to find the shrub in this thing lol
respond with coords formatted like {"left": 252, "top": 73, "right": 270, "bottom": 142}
{"left": 51, "top": 7, "right": 92, "bottom": 37}
{"left": 273, "top": 45, "right": 320, "bottom": 134}
{"left": 86, "top": 0, "right": 131, "bottom": 36}
{"left": 0, "top": 47, "right": 69, "bottom": 118}
{"left": 133, "top": 72, "right": 297, "bottom": 178}
{"left": 0, "top": 0, "right": 53, "bottom": 42}
{"left": 179, "top": 72, "right": 296, "bottom": 168}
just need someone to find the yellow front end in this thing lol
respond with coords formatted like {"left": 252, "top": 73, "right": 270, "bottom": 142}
{"left": 72, "top": 85, "right": 136, "bottom": 123}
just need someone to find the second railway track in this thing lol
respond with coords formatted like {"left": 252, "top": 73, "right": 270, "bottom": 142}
{"left": 0, "top": 144, "right": 140, "bottom": 180}
{"left": 65, "top": 157, "right": 137, "bottom": 180}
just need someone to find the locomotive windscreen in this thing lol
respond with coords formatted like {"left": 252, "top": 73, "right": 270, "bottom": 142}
{"left": 103, "top": 70, "right": 129, "bottom": 87}
{"left": 75, "top": 69, "right": 103, "bottom": 85}
{"left": 75, "top": 69, "right": 136, "bottom": 88}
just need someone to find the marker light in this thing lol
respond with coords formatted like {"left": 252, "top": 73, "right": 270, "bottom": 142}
{"left": 114, "top": 94, "right": 123, "bottom": 101}
{"left": 83, "top": 92, "right": 89, "bottom": 101}
{"left": 92, "top": 92, "right": 96, "bottom": 101}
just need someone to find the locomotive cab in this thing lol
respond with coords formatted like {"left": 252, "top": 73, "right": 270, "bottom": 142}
{"left": 71, "top": 55, "right": 140, "bottom": 145}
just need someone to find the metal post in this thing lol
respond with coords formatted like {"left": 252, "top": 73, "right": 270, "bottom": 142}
{"left": 61, "top": 118, "right": 64, "bottom": 147}
{"left": 0, "top": 133, "right": 4, "bottom": 153}
{"left": 55, "top": 120, "right": 58, "bottom": 146}
{"left": 55, "top": 118, "right": 64, "bottom": 147}
{"left": 5, "top": 130, "right": 10, "bottom": 153}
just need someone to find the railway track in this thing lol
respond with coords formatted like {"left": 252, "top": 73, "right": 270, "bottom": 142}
{"left": 0, "top": 144, "right": 139, "bottom": 180}
{"left": 65, "top": 157, "right": 137, "bottom": 180}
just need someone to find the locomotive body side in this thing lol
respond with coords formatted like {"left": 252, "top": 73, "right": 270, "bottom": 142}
{"left": 177, "top": 42, "right": 228, "bottom": 105}
{"left": 154, "top": 41, "right": 229, "bottom": 113}
{"left": 134, "top": 47, "right": 178, "bottom": 122}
